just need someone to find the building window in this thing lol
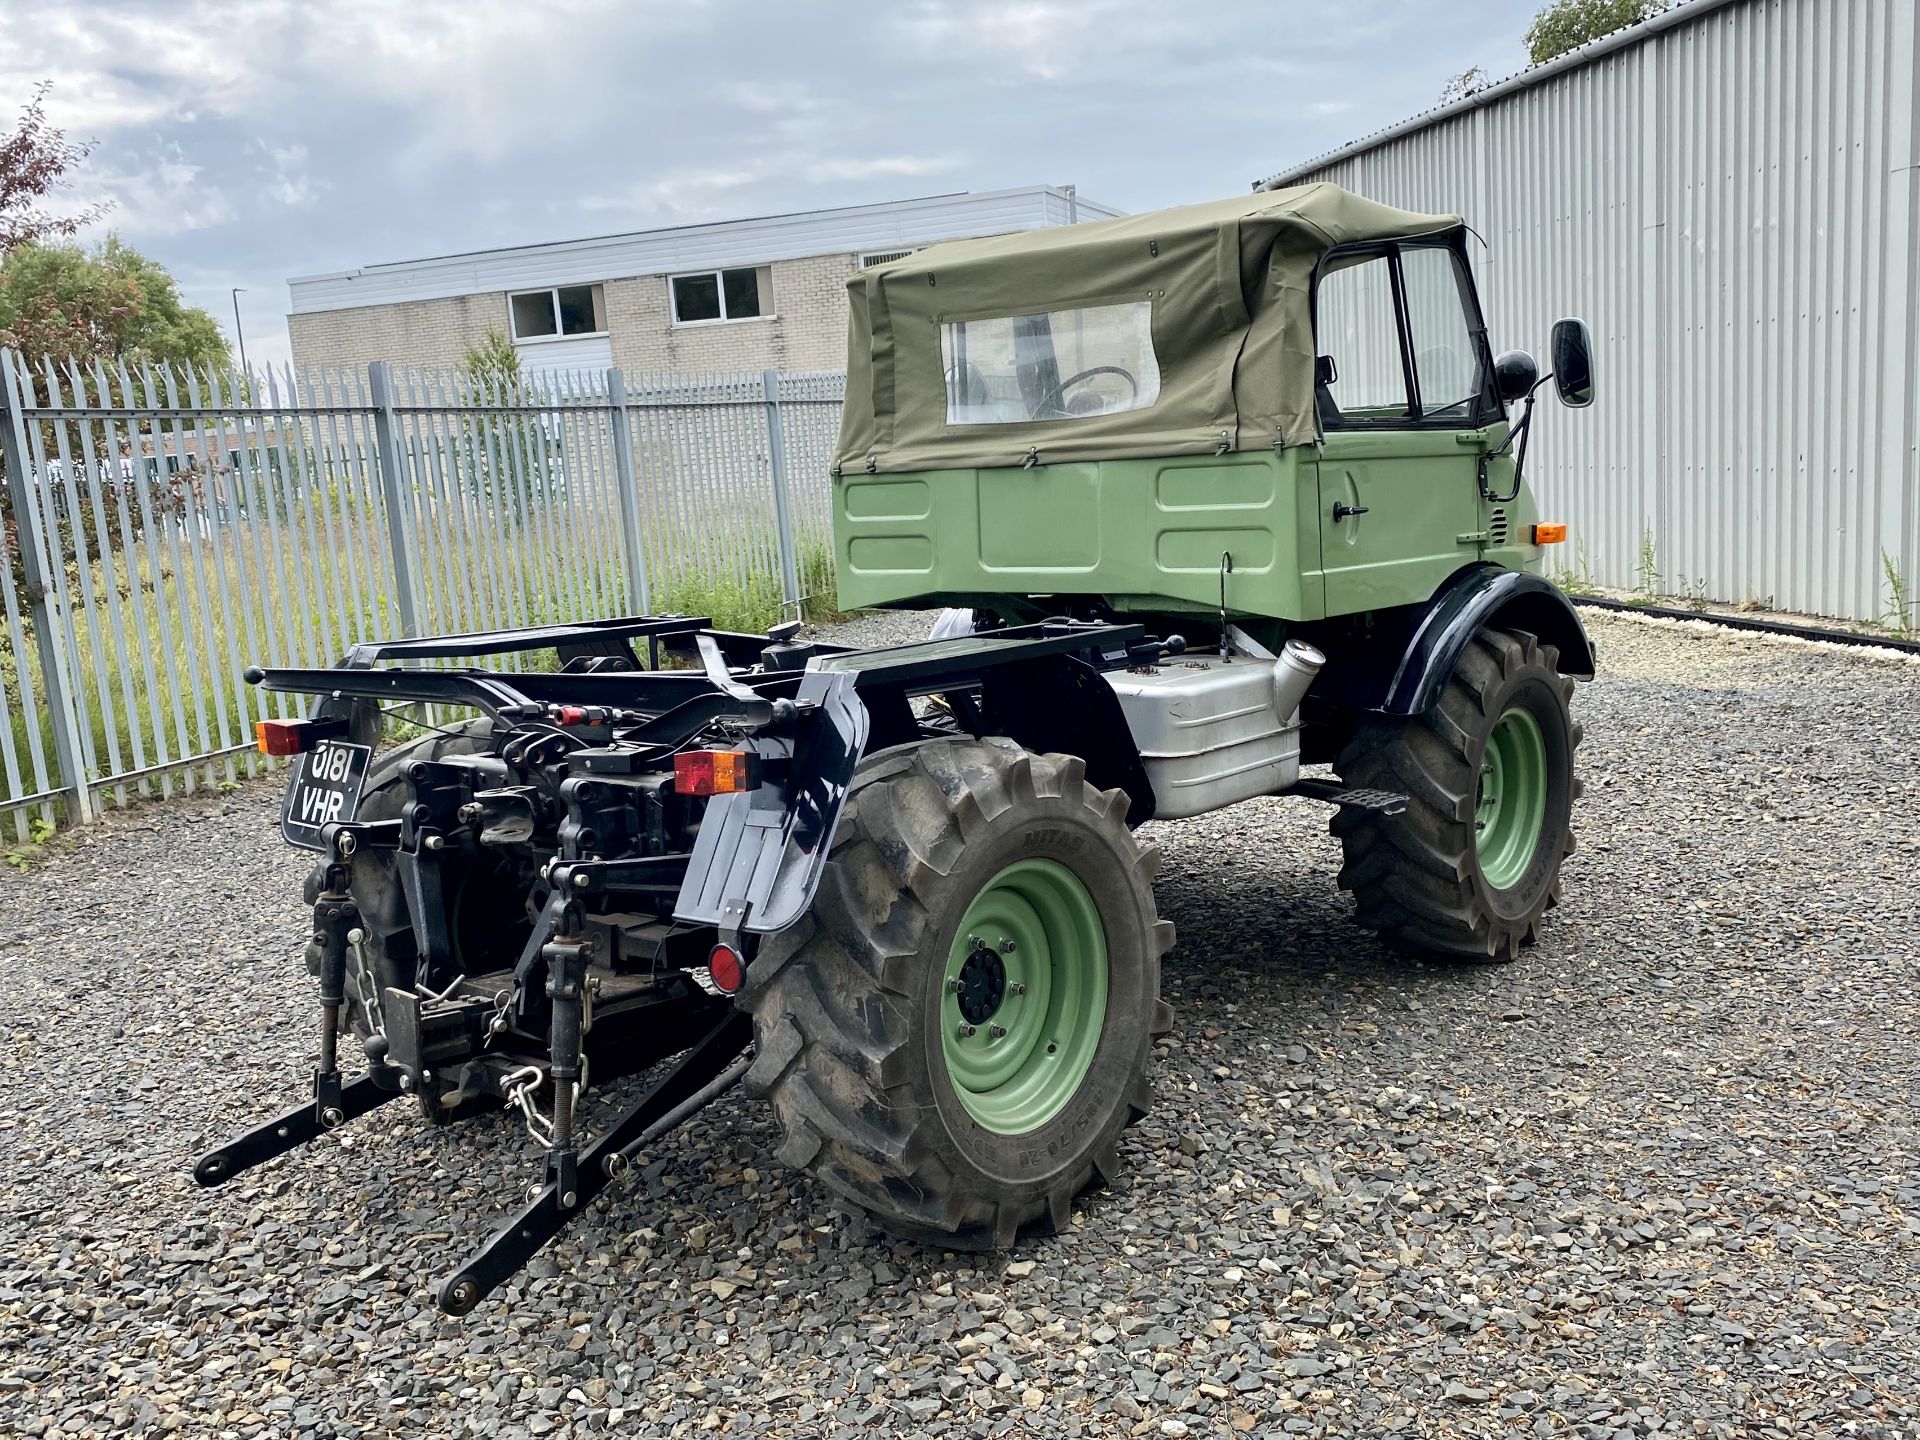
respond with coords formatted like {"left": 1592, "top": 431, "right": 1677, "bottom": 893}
{"left": 860, "top": 250, "right": 914, "bottom": 268}
{"left": 670, "top": 266, "right": 770, "bottom": 325}
{"left": 509, "top": 284, "right": 605, "bottom": 341}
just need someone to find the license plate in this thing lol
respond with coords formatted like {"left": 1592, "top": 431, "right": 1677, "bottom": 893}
{"left": 281, "top": 740, "right": 373, "bottom": 850}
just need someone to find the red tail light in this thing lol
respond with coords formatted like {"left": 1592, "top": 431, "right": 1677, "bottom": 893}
{"left": 674, "top": 750, "right": 761, "bottom": 796}
{"left": 255, "top": 716, "right": 347, "bottom": 757}
{"left": 708, "top": 943, "right": 745, "bottom": 993}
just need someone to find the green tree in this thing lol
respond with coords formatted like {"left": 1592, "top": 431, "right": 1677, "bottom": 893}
{"left": 462, "top": 326, "right": 521, "bottom": 386}
{"left": 0, "top": 238, "right": 228, "bottom": 600}
{"left": 458, "top": 327, "right": 553, "bottom": 520}
{"left": 0, "top": 235, "right": 227, "bottom": 367}
{"left": 1525, "top": 0, "right": 1664, "bottom": 64}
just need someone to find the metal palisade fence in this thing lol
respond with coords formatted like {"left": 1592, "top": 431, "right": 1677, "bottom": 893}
{"left": 0, "top": 349, "right": 845, "bottom": 837}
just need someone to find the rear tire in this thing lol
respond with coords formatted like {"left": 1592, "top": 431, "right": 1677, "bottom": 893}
{"left": 741, "top": 737, "right": 1173, "bottom": 1248}
{"left": 1332, "top": 626, "right": 1580, "bottom": 961}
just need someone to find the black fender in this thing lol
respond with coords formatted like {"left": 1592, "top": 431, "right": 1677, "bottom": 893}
{"left": 977, "top": 653, "right": 1158, "bottom": 827}
{"left": 1307, "top": 564, "right": 1596, "bottom": 717}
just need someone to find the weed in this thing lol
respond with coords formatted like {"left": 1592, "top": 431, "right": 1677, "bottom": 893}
{"left": 1673, "top": 575, "right": 1712, "bottom": 613}
{"left": 1879, "top": 550, "right": 1917, "bottom": 638}
{"left": 1552, "top": 542, "right": 1601, "bottom": 597}
{"left": 3, "top": 816, "right": 55, "bottom": 871}
{"left": 1634, "top": 528, "right": 1662, "bottom": 600}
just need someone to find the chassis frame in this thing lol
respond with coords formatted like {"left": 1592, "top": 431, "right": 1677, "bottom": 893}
{"left": 193, "top": 610, "right": 1195, "bottom": 1313}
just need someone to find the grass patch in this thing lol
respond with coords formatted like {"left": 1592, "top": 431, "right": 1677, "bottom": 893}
{"left": 5, "top": 507, "right": 844, "bottom": 835}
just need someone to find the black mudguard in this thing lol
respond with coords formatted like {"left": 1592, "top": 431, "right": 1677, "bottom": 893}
{"left": 672, "top": 668, "right": 868, "bottom": 936}
{"left": 1308, "top": 563, "right": 1596, "bottom": 717}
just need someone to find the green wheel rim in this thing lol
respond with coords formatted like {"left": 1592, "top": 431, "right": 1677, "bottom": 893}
{"left": 939, "top": 858, "right": 1109, "bottom": 1136}
{"left": 1474, "top": 706, "right": 1549, "bottom": 891}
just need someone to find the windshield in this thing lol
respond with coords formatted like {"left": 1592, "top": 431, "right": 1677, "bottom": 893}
{"left": 941, "top": 300, "right": 1161, "bottom": 426}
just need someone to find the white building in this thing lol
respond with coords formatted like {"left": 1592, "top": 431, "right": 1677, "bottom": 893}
{"left": 1264, "top": 0, "right": 1917, "bottom": 624}
{"left": 287, "top": 186, "right": 1118, "bottom": 381}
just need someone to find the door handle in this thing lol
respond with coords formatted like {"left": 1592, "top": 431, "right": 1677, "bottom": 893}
{"left": 1331, "top": 502, "right": 1370, "bottom": 523}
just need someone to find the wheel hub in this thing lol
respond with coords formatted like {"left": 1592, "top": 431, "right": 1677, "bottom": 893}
{"left": 1474, "top": 705, "right": 1549, "bottom": 891}
{"left": 954, "top": 943, "right": 1007, "bottom": 1025}
{"left": 939, "top": 859, "right": 1110, "bottom": 1136}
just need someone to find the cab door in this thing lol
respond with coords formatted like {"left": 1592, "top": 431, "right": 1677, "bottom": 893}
{"left": 1311, "top": 242, "right": 1499, "bottom": 617}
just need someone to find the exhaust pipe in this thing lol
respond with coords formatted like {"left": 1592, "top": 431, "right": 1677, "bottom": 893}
{"left": 1271, "top": 639, "right": 1325, "bottom": 721}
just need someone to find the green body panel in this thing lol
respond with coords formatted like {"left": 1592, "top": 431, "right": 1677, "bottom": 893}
{"left": 833, "top": 422, "right": 1545, "bottom": 621}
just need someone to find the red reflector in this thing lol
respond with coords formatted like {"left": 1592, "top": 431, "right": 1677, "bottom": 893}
{"left": 255, "top": 719, "right": 317, "bottom": 757}
{"left": 708, "top": 943, "right": 745, "bottom": 994}
{"left": 674, "top": 750, "right": 759, "bottom": 796}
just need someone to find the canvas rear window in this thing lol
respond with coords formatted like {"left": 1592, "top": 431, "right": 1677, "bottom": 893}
{"left": 941, "top": 301, "right": 1161, "bottom": 426}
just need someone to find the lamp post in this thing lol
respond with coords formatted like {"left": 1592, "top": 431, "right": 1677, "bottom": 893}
{"left": 230, "top": 287, "right": 250, "bottom": 378}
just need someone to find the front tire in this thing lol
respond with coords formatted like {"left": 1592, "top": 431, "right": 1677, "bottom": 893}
{"left": 741, "top": 738, "right": 1172, "bottom": 1248}
{"left": 1332, "top": 626, "right": 1581, "bottom": 960}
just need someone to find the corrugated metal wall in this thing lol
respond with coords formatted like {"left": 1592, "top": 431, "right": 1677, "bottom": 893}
{"left": 1278, "top": 0, "right": 1919, "bottom": 623}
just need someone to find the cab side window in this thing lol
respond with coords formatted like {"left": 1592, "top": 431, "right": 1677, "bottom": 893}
{"left": 1399, "top": 245, "right": 1486, "bottom": 421}
{"left": 1314, "top": 253, "right": 1409, "bottom": 427}
{"left": 1313, "top": 242, "right": 1490, "bottom": 431}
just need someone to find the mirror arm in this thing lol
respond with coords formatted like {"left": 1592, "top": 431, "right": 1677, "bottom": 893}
{"left": 1478, "top": 374, "right": 1550, "bottom": 504}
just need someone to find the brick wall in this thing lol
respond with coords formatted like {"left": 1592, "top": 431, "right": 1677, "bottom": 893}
{"left": 289, "top": 254, "right": 861, "bottom": 376}
{"left": 287, "top": 292, "right": 511, "bottom": 372}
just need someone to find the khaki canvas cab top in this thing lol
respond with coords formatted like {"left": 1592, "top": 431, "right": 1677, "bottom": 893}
{"left": 833, "top": 182, "right": 1460, "bottom": 475}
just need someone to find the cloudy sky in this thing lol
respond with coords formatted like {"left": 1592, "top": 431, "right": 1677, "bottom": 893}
{"left": 6, "top": 0, "right": 1538, "bottom": 367}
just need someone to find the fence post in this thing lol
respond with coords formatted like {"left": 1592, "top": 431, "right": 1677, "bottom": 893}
{"left": 366, "top": 361, "right": 421, "bottom": 636}
{"left": 605, "top": 368, "right": 653, "bottom": 614}
{"left": 761, "top": 370, "right": 802, "bottom": 616}
{"left": 0, "top": 352, "right": 94, "bottom": 822}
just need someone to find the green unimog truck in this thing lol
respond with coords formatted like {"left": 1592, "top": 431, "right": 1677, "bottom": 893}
{"left": 198, "top": 182, "right": 1595, "bottom": 1312}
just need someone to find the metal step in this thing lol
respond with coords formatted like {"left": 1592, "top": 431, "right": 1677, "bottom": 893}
{"left": 1284, "top": 777, "right": 1409, "bottom": 816}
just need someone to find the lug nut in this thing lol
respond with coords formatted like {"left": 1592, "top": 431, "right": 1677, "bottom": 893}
{"left": 1000, "top": 939, "right": 1017, "bottom": 954}
{"left": 990, "top": 1024, "right": 1007, "bottom": 1038}
{"left": 1011, "top": 982, "right": 1027, "bottom": 997}
{"left": 947, "top": 977, "right": 962, "bottom": 993}
{"left": 959, "top": 1023, "right": 976, "bottom": 1038}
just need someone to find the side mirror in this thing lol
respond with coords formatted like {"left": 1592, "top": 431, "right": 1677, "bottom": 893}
{"left": 1491, "top": 349, "right": 1539, "bottom": 405}
{"left": 1550, "top": 318, "right": 1595, "bottom": 407}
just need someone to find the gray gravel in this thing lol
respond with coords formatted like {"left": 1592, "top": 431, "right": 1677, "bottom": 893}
{"left": 4, "top": 609, "right": 1918, "bottom": 1439}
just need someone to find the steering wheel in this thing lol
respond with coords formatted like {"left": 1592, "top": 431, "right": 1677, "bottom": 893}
{"left": 1034, "top": 365, "right": 1137, "bottom": 419}
{"left": 945, "top": 360, "right": 991, "bottom": 411}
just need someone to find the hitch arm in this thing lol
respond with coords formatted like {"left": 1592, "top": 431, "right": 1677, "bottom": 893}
{"left": 192, "top": 863, "right": 406, "bottom": 1187}
{"left": 193, "top": 1074, "right": 400, "bottom": 1186}
{"left": 435, "top": 1010, "right": 751, "bottom": 1316}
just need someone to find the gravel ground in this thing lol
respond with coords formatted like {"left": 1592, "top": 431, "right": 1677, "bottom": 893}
{"left": 4, "top": 609, "right": 1918, "bottom": 1439}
